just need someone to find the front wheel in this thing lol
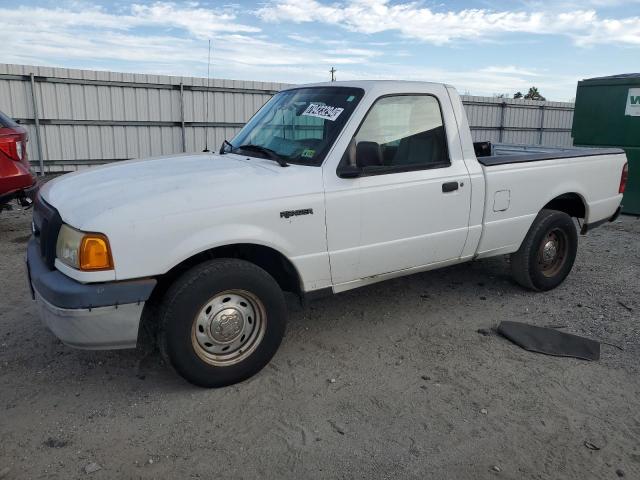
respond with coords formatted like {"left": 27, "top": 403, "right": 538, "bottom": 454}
{"left": 510, "top": 209, "right": 578, "bottom": 291}
{"left": 158, "top": 258, "right": 287, "bottom": 387}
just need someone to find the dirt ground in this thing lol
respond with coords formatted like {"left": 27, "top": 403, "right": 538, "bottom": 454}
{"left": 1, "top": 202, "right": 639, "bottom": 480}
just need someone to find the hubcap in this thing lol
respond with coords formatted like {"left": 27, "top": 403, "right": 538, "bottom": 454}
{"left": 542, "top": 240, "right": 558, "bottom": 264}
{"left": 191, "top": 290, "right": 266, "bottom": 366}
{"left": 537, "top": 228, "right": 568, "bottom": 277}
{"left": 210, "top": 308, "right": 244, "bottom": 343}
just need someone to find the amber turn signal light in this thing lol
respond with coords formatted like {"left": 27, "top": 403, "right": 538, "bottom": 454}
{"left": 79, "top": 234, "right": 114, "bottom": 271}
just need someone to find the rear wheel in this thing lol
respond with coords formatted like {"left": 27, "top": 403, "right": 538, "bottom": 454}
{"left": 158, "top": 258, "right": 287, "bottom": 387}
{"left": 510, "top": 209, "right": 578, "bottom": 291}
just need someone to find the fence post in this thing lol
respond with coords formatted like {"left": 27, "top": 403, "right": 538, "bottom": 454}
{"left": 179, "top": 82, "right": 186, "bottom": 152}
{"left": 29, "top": 73, "right": 45, "bottom": 175}
{"left": 498, "top": 101, "right": 506, "bottom": 143}
{"left": 538, "top": 104, "right": 545, "bottom": 145}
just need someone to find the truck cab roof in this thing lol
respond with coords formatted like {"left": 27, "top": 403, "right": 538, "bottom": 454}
{"left": 282, "top": 80, "right": 455, "bottom": 94}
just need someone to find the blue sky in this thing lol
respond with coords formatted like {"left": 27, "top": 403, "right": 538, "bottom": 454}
{"left": 1, "top": 0, "right": 639, "bottom": 100}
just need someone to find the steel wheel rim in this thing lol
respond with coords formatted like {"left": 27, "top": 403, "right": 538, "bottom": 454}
{"left": 537, "top": 228, "right": 568, "bottom": 277}
{"left": 191, "top": 289, "right": 266, "bottom": 366}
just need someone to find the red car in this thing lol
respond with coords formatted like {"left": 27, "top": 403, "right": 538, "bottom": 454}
{"left": 0, "top": 110, "right": 37, "bottom": 210}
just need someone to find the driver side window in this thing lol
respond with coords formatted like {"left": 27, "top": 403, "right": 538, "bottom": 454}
{"left": 352, "top": 95, "right": 450, "bottom": 171}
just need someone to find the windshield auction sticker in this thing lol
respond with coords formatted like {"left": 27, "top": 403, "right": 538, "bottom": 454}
{"left": 302, "top": 103, "right": 344, "bottom": 121}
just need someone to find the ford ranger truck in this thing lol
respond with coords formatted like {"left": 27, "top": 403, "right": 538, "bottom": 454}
{"left": 26, "top": 81, "right": 627, "bottom": 387}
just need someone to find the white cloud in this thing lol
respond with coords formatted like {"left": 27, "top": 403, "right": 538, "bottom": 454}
{"left": 0, "top": 2, "right": 259, "bottom": 39}
{"left": 256, "top": 0, "right": 640, "bottom": 46}
{"left": 0, "top": 2, "right": 376, "bottom": 81}
{"left": 287, "top": 34, "right": 316, "bottom": 44}
{"left": 326, "top": 48, "right": 381, "bottom": 57}
{"left": 480, "top": 66, "right": 543, "bottom": 77}
{"left": 129, "top": 3, "right": 260, "bottom": 37}
{"left": 0, "top": 1, "right": 616, "bottom": 100}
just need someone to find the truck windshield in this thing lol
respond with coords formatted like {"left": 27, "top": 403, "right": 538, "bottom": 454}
{"left": 226, "top": 87, "right": 364, "bottom": 166}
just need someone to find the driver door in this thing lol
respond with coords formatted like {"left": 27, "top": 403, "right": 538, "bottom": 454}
{"left": 324, "top": 93, "right": 472, "bottom": 287}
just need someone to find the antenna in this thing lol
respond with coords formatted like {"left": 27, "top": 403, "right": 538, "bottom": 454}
{"left": 203, "top": 39, "right": 212, "bottom": 152}
{"left": 330, "top": 67, "right": 336, "bottom": 82}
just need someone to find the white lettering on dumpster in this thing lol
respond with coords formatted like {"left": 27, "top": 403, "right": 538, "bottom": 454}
{"left": 625, "top": 88, "right": 640, "bottom": 116}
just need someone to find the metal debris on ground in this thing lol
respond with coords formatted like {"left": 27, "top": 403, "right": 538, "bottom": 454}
{"left": 617, "top": 301, "right": 633, "bottom": 312}
{"left": 43, "top": 437, "right": 68, "bottom": 448}
{"left": 328, "top": 420, "right": 346, "bottom": 435}
{"left": 84, "top": 462, "right": 101, "bottom": 474}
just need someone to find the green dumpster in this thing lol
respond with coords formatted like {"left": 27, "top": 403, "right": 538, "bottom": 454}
{"left": 572, "top": 74, "right": 640, "bottom": 214}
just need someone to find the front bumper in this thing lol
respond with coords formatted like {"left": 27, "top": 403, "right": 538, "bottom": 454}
{"left": 27, "top": 237, "right": 156, "bottom": 350}
{"left": 34, "top": 292, "right": 146, "bottom": 349}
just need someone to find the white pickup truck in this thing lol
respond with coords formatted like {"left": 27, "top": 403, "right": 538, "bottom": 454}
{"left": 27, "top": 81, "right": 627, "bottom": 387}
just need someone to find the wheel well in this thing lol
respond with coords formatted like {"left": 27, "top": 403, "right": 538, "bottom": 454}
{"left": 147, "top": 244, "right": 302, "bottom": 307}
{"left": 543, "top": 193, "right": 586, "bottom": 219}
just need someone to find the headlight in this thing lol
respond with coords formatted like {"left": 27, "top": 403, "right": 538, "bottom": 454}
{"left": 55, "top": 224, "right": 114, "bottom": 271}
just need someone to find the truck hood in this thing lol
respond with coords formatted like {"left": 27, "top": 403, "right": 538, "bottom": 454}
{"left": 40, "top": 153, "right": 323, "bottom": 230}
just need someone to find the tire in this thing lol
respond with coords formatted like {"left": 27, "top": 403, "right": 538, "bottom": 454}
{"left": 158, "top": 258, "right": 287, "bottom": 387}
{"left": 510, "top": 209, "right": 578, "bottom": 291}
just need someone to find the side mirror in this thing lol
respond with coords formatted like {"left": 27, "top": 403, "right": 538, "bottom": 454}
{"left": 337, "top": 164, "right": 361, "bottom": 178}
{"left": 355, "top": 141, "right": 383, "bottom": 168}
{"left": 336, "top": 141, "right": 383, "bottom": 178}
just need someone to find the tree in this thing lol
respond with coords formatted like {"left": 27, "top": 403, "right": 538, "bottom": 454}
{"left": 513, "top": 91, "right": 523, "bottom": 99}
{"left": 524, "top": 87, "right": 546, "bottom": 101}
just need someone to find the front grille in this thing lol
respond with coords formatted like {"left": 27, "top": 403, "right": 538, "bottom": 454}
{"left": 32, "top": 194, "right": 62, "bottom": 270}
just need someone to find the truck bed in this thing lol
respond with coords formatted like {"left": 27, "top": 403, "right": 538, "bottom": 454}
{"left": 474, "top": 142, "right": 624, "bottom": 166}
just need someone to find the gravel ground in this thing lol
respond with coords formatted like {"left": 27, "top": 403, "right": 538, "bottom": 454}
{"left": 1, "top": 202, "right": 639, "bottom": 480}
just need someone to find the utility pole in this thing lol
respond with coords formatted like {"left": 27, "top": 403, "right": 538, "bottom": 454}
{"left": 330, "top": 67, "right": 336, "bottom": 82}
{"left": 203, "top": 39, "right": 212, "bottom": 152}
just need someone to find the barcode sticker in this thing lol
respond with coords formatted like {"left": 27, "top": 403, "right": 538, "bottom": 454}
{"left": 301, "top": 103, "right": 344, "bottom": 121}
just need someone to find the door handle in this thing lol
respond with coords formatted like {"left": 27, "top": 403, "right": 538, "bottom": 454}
{"left": 442, "top": 181, "right": 459, "bottom": 193}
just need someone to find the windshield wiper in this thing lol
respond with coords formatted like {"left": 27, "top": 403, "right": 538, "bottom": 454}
{"left": 236, "top": 144, "right": 289, "bottom": 167}
{"left": 219, "top": 139, "right": 233, "bottom": 154}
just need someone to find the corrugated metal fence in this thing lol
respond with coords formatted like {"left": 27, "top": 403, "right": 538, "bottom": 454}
{"left": 0, "top": 64, "right": 575, "bottom": 173}
{"left": 462, "top": 95, "right": 574, "bottom": 147}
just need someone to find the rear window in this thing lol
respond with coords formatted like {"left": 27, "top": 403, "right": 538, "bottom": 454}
{"left": 0, "top": 111, "right": 19, "bottom": 128}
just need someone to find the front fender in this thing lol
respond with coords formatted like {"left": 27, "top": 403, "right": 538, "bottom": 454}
{"left": 167, "top": 223, "right": 298, "bottom": 273}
